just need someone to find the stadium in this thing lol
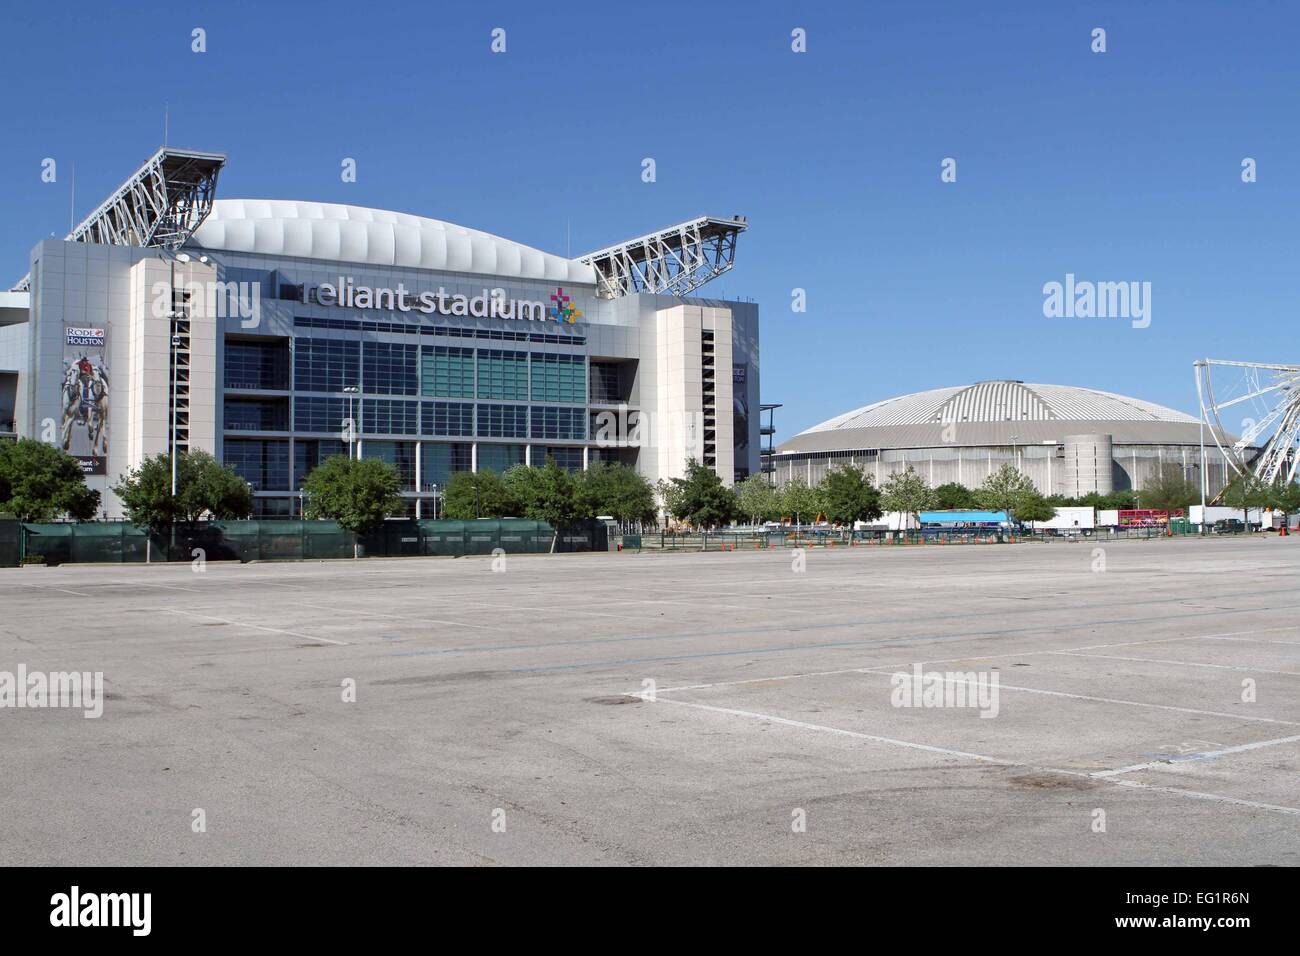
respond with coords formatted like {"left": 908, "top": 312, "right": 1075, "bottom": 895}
{"left": 771, "top": 379, "right": 1247, "bottom": 498}
{"left": 0, "top": 147, "right": 761, "bottom": 517}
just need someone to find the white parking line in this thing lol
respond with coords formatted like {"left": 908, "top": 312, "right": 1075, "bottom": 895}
{"left": 1107, "top": 779, "right": 1300, "bottom": 816}
{"left": 1054, "top": 650, "right": 1300, "bottom": 677}
{"left": 852, "top": 670, "right": 1300, "bottom": 727}
{"left": 647, "top": 695, "right": 1026, "bottom": 767}
{"left": 1198, "top": 636, "right": 1300, "bottom": 646}
{"left": 162, "top": 608, "right": 349, "bottom": 646}
{"left": 652, "top": 666, "right": 884, "bottom": 695}
{"left": 1092, "top": 734, "right": 1300, "bottom": 777}
{"left": 644, "top": 627, "right": 1300, "bottom": 698}
{"left": 25, "top": 584, "right": 94, "bottom": 598}
{"left": 643, "top": 694, "right": 1300, "bottom": 817}
{"left": 288, "top": 601, "right": 491, "bottom": 630}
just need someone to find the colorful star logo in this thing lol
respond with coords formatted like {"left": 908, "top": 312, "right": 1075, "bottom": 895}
{"left": 549, "top": 287, "right": 582, "bottom": 324}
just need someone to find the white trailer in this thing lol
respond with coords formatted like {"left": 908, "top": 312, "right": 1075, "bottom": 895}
{"left": 1034, "top": 506, "right": 1095, "bottom": 532}
{"left": 854, "top": 511, "right": 919, "bottom": 531}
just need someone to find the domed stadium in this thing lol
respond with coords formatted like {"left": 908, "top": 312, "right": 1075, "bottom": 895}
{"left": 771, "top": 380, "right": 1248, "bottom": 498}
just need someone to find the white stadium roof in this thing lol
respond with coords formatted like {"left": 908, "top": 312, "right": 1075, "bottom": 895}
{"left": 191, "top": 199, "right": 598, "bottom": 284}
{"left": 807, "top": 381, "right": 1198, "bottom": 432}
{"left": 778, "top": 381, "right": 1226, "bottom": 453}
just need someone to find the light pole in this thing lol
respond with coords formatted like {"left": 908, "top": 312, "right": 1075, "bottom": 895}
{"left": 343, "top": 385, "right": 360, "bottom": 459}
{"left": 1195, "top": 361, "right": 1208, "bottom": 535}
{"left": 431, "top": 483, "right": 439, "bottom": 520}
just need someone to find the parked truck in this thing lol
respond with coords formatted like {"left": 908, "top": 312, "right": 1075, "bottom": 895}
{"left": 1189, "top": 505, "right": 1270, "bottom": 531}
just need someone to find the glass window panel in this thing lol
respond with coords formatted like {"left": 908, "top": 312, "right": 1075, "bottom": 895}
{"left": 293, "top": 337, "right": 359, "bottom": 393}
{"left": 477, "top": 349, "right": 529, "bottom": 400}
{"left": 421, "top": 346, "right": 475, "bottom": 398}
{"left": 224, "top": 439, "right": 290, "bottom": 491}
{"left": 363, "top": 341, "right": 419, "bottom": 395}
{"left": 530, "top": 353, "right": 586, "bottom": 404}
{"left": 477, "top": 403, "right": 528, "bottom": 438}
{"left": 477, "top": 443, "right": 525, "bottom": 474}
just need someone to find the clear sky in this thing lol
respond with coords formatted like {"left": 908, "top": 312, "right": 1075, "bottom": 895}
{"left": 2, "top": 0, "right": 1295, "bottom": 439}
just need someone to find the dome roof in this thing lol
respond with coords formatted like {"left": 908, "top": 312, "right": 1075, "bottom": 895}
{"left": 779, "top": 381, "right": 1221, "bottom": 453}
{"left": 191, "top": 199, "right": 597, "bottom": 284}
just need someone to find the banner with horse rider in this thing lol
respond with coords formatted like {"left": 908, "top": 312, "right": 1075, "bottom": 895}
{"left": 61, "top": 326, "right": 109, "bottom": 476}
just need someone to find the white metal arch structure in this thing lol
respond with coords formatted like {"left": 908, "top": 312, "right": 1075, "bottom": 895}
{"left": 1196, "top": 358, "right": 1300, "bottom": 486}
{"left": 579, "top": 215, "right": 746, "bottom": 299}
{"left": 11, "top": 146, "right": 225, "bottom": 291}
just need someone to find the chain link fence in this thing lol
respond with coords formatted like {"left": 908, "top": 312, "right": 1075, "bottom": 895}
{"left": 626, "top": 525, "right": 1191, "bottom": 551}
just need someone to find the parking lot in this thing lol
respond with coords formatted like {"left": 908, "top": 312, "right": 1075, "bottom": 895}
{"left": 2, "top": 535, "right": 1298, "bottom": 865}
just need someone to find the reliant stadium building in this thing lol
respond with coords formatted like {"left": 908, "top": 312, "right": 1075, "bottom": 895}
{"left": 0, "top": 148, "right": 761, "bottom": 517}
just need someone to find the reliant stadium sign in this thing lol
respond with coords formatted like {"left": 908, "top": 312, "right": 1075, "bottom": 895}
{"left": 303, "top": 278, "right": 580, "bottom": 324}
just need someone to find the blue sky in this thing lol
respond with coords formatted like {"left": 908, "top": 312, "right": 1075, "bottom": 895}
{"left": 2, "top": 0, "right": 1296, "bottom": 437}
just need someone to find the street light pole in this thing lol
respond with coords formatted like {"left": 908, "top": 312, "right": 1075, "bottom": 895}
{"left": 343, "top": 385, "right": 360, "bottom": 460}
{"left": 1195, "top": 361, "right": 1208, "bottom": 535}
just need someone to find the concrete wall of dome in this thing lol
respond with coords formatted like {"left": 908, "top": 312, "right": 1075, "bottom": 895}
{"left": 772, "top": 381, "right": 1248, "bottom": 499}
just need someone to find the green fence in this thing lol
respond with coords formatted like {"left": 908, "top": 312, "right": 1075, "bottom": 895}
{"left": 15, "top": 518, "right": 596, "bottom": 565}
{"left": 0, "top": 518, "right": 21, "bottom": 567}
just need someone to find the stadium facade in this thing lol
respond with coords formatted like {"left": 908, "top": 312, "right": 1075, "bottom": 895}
{"left": 0, "top": 148, "right": 761, "bottom": 518}
{"left": 773, "top": 380, "right": 1247, "bottom": 499}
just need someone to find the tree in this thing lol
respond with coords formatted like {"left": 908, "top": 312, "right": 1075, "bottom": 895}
{"left": 1100, "top": 489, "right": 1138, "bottom": 510}
{"left": 301, "top": 454, "right": 402, "bottom": 557}
{"left": 733, "top": 474, "right": 781, "bottom": 526}
{"left": 667, "top": 458, "right": 737, "bottom": 529}
{"left": 1221, "top": 473, "right": 1269, "bottom": 530}
{"left": 779, "top": 475, "right": 820, "bottom": 526}
{"left": 932, "top": 481, "right": 977, "bottom": 511}
{"left": 1267, "top": 476, "right": 1300, "bottom": 530}
{"left": 115, "top": 450, "right": 253, "bottom": 536}
{"left": 880, "top": 466, "right": 933, "bottom": 530}
{"left": 577, "top": 461, "right": 657, "bottom": 527}
{"left": 1138, "top": 463, "right": 1198, "bottom": 512}
{"left": 443, "top": 468, "right": 518, "bottom": 520}
{"left": 655, "top": 477, "right": 686, "bottom": 526}
{"left": 0, "top": 438, "right": 100, "bottom": 521}
{"left": 1015, "top": 490, "right": 1057, "bottom": 525}
{"left": 178, "top": 451, "right": 255, "bottom": 524}
{"left": 515, "top": 459, "right": 585, "bottom": 537}
{"left": 817, "top": 464, "right": 882, "bottom": 527}
{"left": 976, "top": 463, "right": 1037, "bottom": 519}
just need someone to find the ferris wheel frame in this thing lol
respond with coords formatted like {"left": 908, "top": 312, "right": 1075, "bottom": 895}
{"left": 1195, "top": 358, "right": 1300, "bottom": 489}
